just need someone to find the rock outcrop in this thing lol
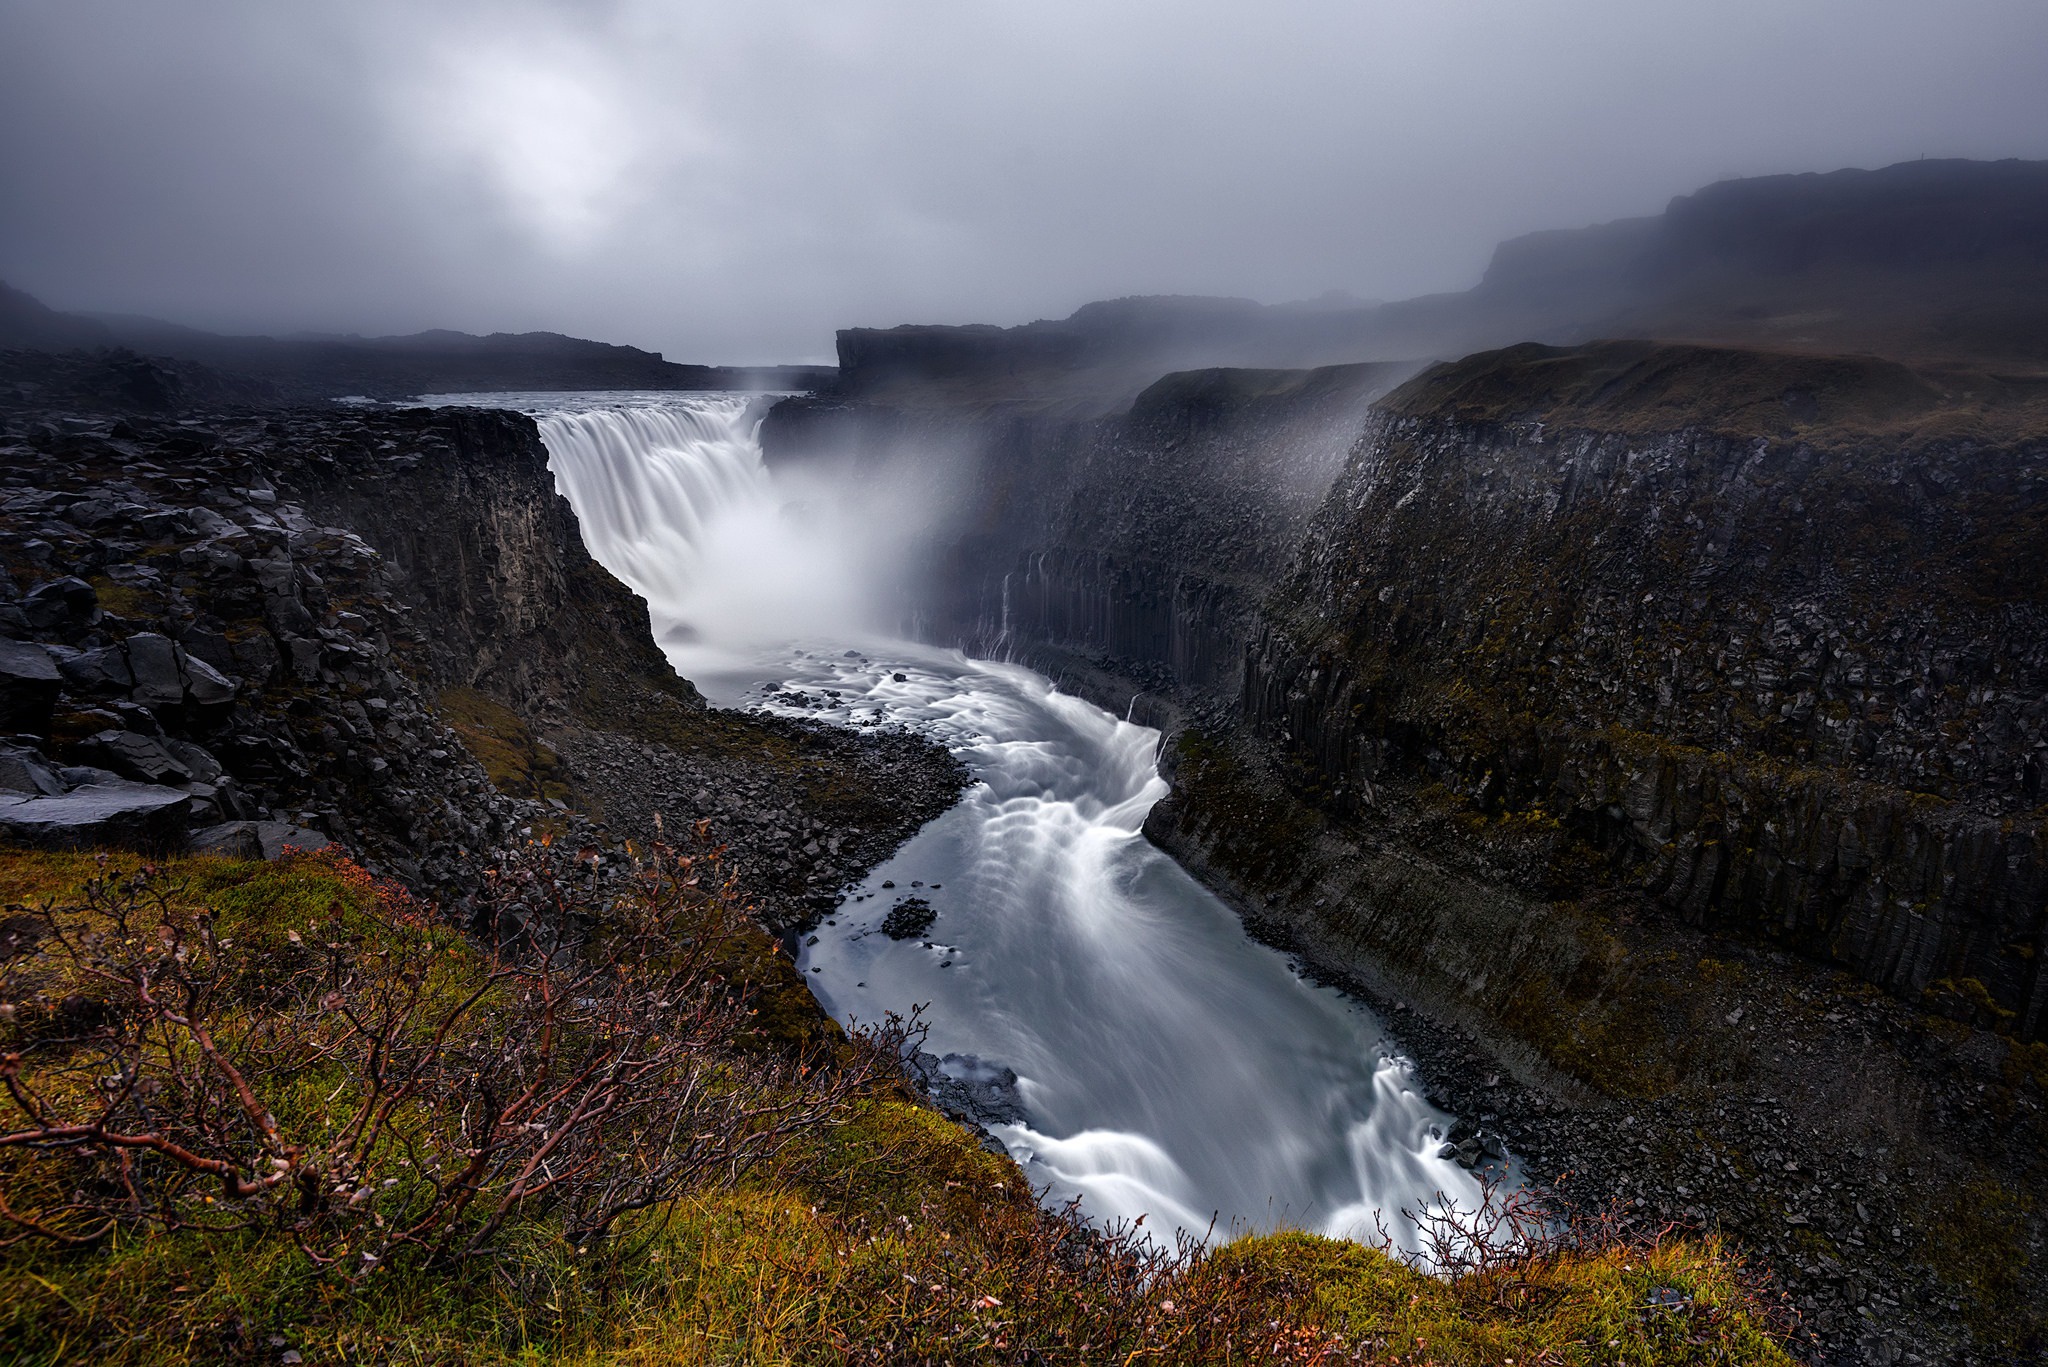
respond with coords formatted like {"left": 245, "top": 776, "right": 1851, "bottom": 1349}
{"left": 1232, "top": 341, "right": 2048, "bottom": 1037}
{"left": 0, "top": 391, "right": 965, "bottom": 919}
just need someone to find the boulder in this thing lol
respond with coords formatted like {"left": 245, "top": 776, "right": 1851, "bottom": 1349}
{"left": 122, "top": 632, "right": 187, "bottom": 709}
{"left": 53, "top": 634, "right": 238, "bottom": 719}
{"left": 0, "top": 781, "right": 189, "bottom": 851}
{"left": 180, "top": 651, "right": 237, "bottom": 712}
{"left": 20, "top": 577, "right": 97, "bottom": 632}
{"left": 0, "top": 743, "right": 63, "bottom": 796}
{"left": 160, "top": 738, "right": 224, "bottom": 783}
{"left": 77, "top": 729, "right": 194, "bottom": 785}
{"left": 0, "top": 638, "right": 60, "bottom": 734}
{"left": 56, "top": 644, "right": 134, "bottom": 696}
{"left": 189, "top": 820, "right": 333, "bottom": 861}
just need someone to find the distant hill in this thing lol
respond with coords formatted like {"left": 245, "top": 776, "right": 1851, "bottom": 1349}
{"left": 838, "top": 157, "right": 2048, "bottom": 404}
{"left": 0, "top": 290, "right": 833, "bottom": 402}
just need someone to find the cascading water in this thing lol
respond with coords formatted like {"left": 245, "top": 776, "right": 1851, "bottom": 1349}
{"left": 434, "top": 390, "right": 1487, "bottom": 1251}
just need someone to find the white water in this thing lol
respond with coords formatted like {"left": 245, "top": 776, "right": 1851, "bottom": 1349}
{"left": 433, "top": 390, "right": 1486, "bottom": 1250}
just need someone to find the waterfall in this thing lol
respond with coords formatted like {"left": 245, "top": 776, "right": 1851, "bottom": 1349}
{"left": 466, "top": 390, "right": 1489, "bottom": 1252}
{"left": 534, "top": 395, "right": 884, "bottom": 676}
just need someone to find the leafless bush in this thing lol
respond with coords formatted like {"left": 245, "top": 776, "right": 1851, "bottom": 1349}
{"left": 0, "top": 832, "right": 914, "bottom": 1277}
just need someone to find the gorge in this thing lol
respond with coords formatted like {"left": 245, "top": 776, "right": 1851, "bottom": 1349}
{"left": 4, "top": 157, "right": 2047, "bottom": 1365}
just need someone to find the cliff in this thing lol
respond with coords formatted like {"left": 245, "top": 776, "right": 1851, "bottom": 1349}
{"left": 765, "top": 361, "right": 1410, "bottom": 694}
{"left": 1230, "top": 340, "right": 2048, "bottom": 1036}
{"left": 827, "top": 159, "right": 2048, "bottom": 392}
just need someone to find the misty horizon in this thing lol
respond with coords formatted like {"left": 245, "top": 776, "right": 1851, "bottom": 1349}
{"left": 6, "top": 1, "right": 2048, "bottom": 364}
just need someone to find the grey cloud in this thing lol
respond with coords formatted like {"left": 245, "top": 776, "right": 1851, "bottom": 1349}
{"left": 3, "top": 0, "right": 2046, "bottom": 362}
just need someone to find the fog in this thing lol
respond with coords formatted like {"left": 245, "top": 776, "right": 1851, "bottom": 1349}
{"left": 4, "top": 0, "right": 2046, "bottom": 363}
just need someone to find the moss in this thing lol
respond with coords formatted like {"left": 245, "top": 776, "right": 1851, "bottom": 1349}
{"left": 436, "top": 685, "right": 575, "bottom": 804}
{"left": 1222, "top": 1229, "right": 1794, "bottom": 1366}
{"left": 1922, "top": 976, "right": 2018, "bottom": 1032}
{"left": 1380, "top": 339, "right": 2048, "bottom": 449}
{"left": 0, "top": 843, "right": 1791, "bottom": 1364}
{"left": 85, "top": 574, "right": 160, "bottom": 621}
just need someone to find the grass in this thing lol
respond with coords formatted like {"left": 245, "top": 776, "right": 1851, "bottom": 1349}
{"left": 0, "top": 844, "right": 1794, "bottom": 1364}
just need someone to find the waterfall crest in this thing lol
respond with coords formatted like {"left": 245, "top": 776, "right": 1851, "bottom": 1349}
{"left": 534, "top": 395, "right": 881, "bottom": 674}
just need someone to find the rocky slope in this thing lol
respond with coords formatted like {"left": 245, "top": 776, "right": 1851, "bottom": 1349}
{"left": 0, "top": 357, "right": 964, "bottom": 934}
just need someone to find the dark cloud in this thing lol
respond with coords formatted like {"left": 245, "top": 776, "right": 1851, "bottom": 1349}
{"left": 4, "top": 0, "right": 2046, "bottom": 362}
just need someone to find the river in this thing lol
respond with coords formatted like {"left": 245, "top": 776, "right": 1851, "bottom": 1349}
{"left": 431, "top": 389, "right": 1485, "bottom": 1252}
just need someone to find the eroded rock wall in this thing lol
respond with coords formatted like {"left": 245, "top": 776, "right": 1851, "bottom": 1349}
{"left": 1239, "top": 345, "right": 2048, "bottom": 1035}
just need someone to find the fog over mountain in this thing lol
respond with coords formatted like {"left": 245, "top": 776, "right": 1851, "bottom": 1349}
{"left": 4, "top": 0, "right": 2047, "bottom": 363}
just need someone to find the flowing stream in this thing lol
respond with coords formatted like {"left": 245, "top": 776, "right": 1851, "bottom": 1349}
{"left": 432, "top": 390, "right": 1485, "bottom": 1250}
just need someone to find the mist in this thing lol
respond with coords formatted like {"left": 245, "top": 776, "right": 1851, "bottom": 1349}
{"left": 4, "top": 0, "right": 2047, "bottom": 362}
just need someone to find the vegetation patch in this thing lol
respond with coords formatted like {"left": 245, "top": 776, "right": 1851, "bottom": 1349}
{"left": 437, "top": 686, "right": 574, "bottom": 805}
{"left": 1, "top": 843, "right": 1792, "bottom": 1364}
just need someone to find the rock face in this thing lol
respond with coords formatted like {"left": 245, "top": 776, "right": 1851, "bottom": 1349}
{"left": 0, "top": 404, "right": 545, "bottom": 878}
{"left": 1235, "top": 341, "right": 2048, "bottom": 1037}
{"left": 765, "top": 361, "right": 1409, "bottom": 697}
{"left": 258, "top": 405, "right": 705, "bottom": 728}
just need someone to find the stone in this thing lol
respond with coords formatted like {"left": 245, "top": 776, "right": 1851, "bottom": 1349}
{"left": 189, "top": 820, "right": 333, "bottom": 861}
{"left": 122, "top": 632, "right": 187, "bottom": 709}
{"left": 0, "top": 638, "right": 60, "bottom": 733}
{"left": 161, "top": 738, "right": 224, "bottom": 783}
{"left": 20, "top": 576, "right": 97, "bottom": 631}
{"left": 0, "top": 743, "right": 63, "bottom": 796}
{"left": 0, "top": 781, "right": 190, "bottom": 850}
{"left": 178, "top": 649, "right": 237, "bottom": 714}
{"left": 56, "top": 643, "right": 133, "bottom": 696}
{"left": 78, "top": 729, "right": 194, "bottom": 785}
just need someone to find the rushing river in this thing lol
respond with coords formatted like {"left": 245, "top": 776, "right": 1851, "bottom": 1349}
{"left": 431, "top": 390, "right": 1484, "bottom": 1251}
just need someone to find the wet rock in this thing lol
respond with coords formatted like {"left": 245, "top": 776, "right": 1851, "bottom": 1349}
{"left": 0, "top": 742, "right": 64, "bottom": 796}
{"left": 77, "top": 729, "right": 194, "bottom": 785}
{"left": 0, "top": 638, "right": 60, "bottom": 733}
{"left": 122, "top": 632, "right": 188, "bottom": 710}
{"left": 190, "top": 820, "right": 333, "bottom": 861}
{"left": 0, "top": 781, "right": 190, "bottom": 850}
{"left": 880, "top": 895, "right": 937, "bottom": 940}
{"left": 910, "top": 1051, "right": 1028, "bottom": 1127}
{"left": 56, "top": 643, "right": 134, "bottom": 696}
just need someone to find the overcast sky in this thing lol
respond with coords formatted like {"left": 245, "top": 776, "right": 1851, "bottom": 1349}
{"left": 4, "top": 1, "right": 2046, "bottom": 363}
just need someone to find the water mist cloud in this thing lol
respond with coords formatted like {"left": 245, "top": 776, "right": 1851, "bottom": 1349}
{"left": 3, "top": 0, "right": 2046, "bottom": 361}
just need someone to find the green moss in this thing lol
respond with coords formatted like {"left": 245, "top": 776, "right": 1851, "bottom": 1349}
{"left": 1223, "top": 1229, "right": 1794, "bottom": 1366}
{"left": 438, "top": 685, "right": 575, "bottom": 804}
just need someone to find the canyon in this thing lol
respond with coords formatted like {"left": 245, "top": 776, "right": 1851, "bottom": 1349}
{"left": 5, "top": 157, "right": 2047, "bottom": 1362}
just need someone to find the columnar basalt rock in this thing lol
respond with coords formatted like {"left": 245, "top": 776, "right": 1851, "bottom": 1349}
{"left": 1242, "top": 343, "right": 2048, "bottom": 1037}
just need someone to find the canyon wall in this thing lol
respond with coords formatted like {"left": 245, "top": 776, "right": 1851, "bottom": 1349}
{"left": 1222, "top": 341, "right": 2048, "bottom": 1039}
{"left": 774, "top": 339, "right": 2048, "bottom": 1044}
{"left": 764, "top": 361, "right": 1407, "bottom": 696}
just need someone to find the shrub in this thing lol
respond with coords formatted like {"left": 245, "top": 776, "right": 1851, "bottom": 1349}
{"left": 0, "top": 836, "right": 910, "bottom": 1273}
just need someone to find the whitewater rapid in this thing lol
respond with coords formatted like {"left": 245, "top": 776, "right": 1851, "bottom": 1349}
{"left": 430, "top": 390, "right": 1486, "bottom": 1250}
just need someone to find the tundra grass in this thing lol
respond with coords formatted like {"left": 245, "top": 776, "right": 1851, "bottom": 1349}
{"left": 0, "top": 846, "right": 1793, "bottom": 1365}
